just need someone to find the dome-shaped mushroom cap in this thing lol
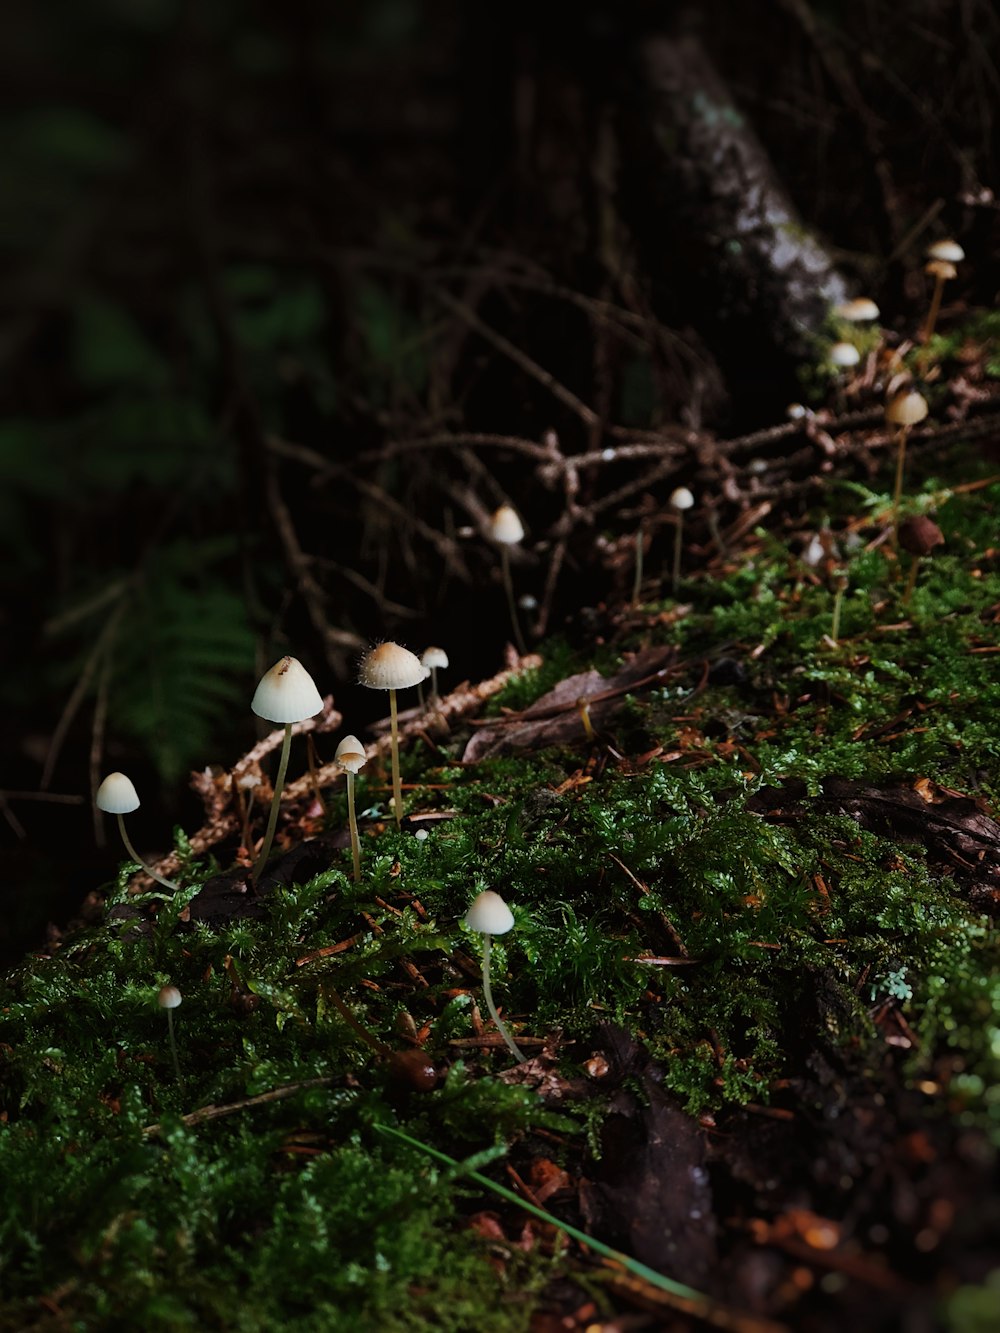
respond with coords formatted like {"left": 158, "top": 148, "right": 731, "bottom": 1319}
{"left": 489, "top": 504, "right": 525, "bottom": 545}
{"left": 463, "top": 889, "right": 515, "bottom": 935}
{"left": 670, "top": 486, "right": 695, "bottom": 510}
{"left": 157, "top": 985, "right": 182, "bottom": 1009}
{"left": 96, "top": 771, "right": 140, "bottom": 814}
{"left": 885, "top": 390, "right": 929, "bottom": 427}
{"left": 834, "top": 297, "right": 880, "bottom": 322}
{"left": 829, "top": 341, "right": 861, "bottom": 367}
{"left": 898, "top": 515, "right": 945, "bottom": 557}
{"left": 925, "top": 258, "right": 957, "bottom": 281}
{"left": 251, "top": 656, "right": 324, "bottom": 724}
{"left": 335, "top": 734, "right": 367, "bottom": 773}
{"left": 421, "top": 646, "right": 449, "bottom": 670}
{"left": 358, "top": 642, "right": 427, "bottom": 691}
{"left": 926, "top": 239, "right": 964, "bottom": 264}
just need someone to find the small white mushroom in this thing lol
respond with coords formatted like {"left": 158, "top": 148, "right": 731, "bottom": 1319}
{"left": 420, "top": 646, "right": 449, "bottom": 702}
{"left": 335, "top": 733, "right": 368, "bottom": 882}
{"left": 157, "top": 985, "right": 183, "bottom": 1086}
{"left": 669, "top": 487, "right": 696, "bottom": 594}
{"left": 96, "top": 772, "right": 179, "bottom": 892}
{"left": 359, "top": 644, "right": 425, "bottom": 829}
{"left": 463, "top": 890, "right": 524, "bottom": 1063}
{"left": 250, "top": 656, "right": 324, "bottom": 881}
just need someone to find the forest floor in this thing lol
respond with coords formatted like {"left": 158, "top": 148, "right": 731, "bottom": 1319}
{"left": 1, "top": 437, "right": 999, "bottom": 1332}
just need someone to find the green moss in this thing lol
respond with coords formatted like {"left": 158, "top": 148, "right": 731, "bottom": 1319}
{"left": 2, "top": 469, "right": 999, "bottom": 1326}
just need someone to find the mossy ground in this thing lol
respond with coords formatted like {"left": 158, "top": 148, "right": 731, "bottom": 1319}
{"left": 2, "top": 458, "right": 999, "bottom": 1331}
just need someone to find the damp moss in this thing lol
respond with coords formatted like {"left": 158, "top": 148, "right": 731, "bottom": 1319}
{"left": 1, "top": 469, "right": 998, "bottom": 1326}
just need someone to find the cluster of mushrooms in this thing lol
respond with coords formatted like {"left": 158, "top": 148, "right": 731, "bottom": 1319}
{"left": 96, "top": 627, "right": 528, "bottom": 1065}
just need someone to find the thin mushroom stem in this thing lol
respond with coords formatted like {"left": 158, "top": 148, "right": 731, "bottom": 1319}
{"left": 923, "top": 274, "right": 945, "bottom": 343}
{"left": 892, "top": 426, "right": 909, "bottom": 543}
{"left": 389, "top": 688, "right": 403, "bottom": 829}
{"left": 165, "top": 1009, "right": 183, "bottom": 1088}
{"left": 481, "top": 933, "right": 526, "bottom": 1063}
{"left": 671, "top": 511, "right": 685, "bottom": 595}
{"left": 253, "top": 722, "right": 292, "bottom": 881}
{"left": 903, "top": 555, "right": 921, "bottom": 604}
{"left": 116, "top": 814, "right": 180, "bottom": 892}
{"left": 500, "top": 547, "right": 526, "bottom": 655}
{"left": 430, "top": 665, "right": 439, "bottom": 700}
{"left": 631, "top": 520, "right": 644, "bottom": 608}
{"left": 417, "top": 677, "right": 425, "bottom": 711}
{"left": 346, "top": 771, "right": 361, "bottom": 883}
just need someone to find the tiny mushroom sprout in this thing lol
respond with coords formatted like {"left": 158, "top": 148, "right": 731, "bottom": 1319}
{"left": 250, "top": 656, "right": 324, "bottom": 882}
{"left": 96, "top": 772, "right": 180, "bottom": 893}
{"left": 157, "top": 984, "right": 183, "bottom": 1086}
{"left": 834, "top": 297, "right": 881, "bottom": 323}
{"left": 463, "top": 890, "right": 526, "bottom": 1063}
{"left": 828, "top": 340, "right": 861, "bottom": 368}
{"left": 669, "top": 486, "right": 695, "bottom": 595}
{"left": 489, "top": 503, "right": 527, "bottom": 655}
{"left": 335, "top": 733, "right": 367, "bottom": 882}
{"left": 420, "top": 646, "right": 449, "bottom": 703}
{"left": 923, "top": 240, "right": 964, "bottom": 343}
{"left": 358, "top": 642, "right": 426, "bottom": 829}
{"left": 885, "top": 388, "right": 929, "bottom": 541}
{"left": 898, "top": 514, "right": 944, "bottom": 603}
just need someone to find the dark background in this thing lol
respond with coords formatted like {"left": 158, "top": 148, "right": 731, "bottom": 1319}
{"left": 1, "top": 0, "right": 998, "bottom": 961}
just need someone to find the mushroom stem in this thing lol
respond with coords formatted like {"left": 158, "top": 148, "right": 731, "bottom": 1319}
{"left": 417, "top": 678, "right": 425, "bottom": 711}
{"left": 891, "top": 426, "right": 909, "bottom": 543}
{"left": 903, "top": 555, "right": 921, "bottom": 604}
{"left": 430, "top": 665, "right": 439, "bottom": 700}
{"left": 631, "top": 521, "right": 644, "bottom": 608}
{"left": 115, "top": 814, "right": 180, "bottom": 892}
{"left": 577, "top": 698, "right": 596, "bottom": 742}
{"left": 671, "top": 511, "right": 685, "bottom": 595}
{"left": 165, "top": 1009, "right": 183, "bottom": 1088}
{"left": 923, "top": 274, "right": 946, "bottom": 343}
{"left": 346, "top": 771, "right": 362, "bottom": 882}
{"left": 500, "top": 547, "right": 526, "bottom": 655}
{"left": 481, "top": 933, "right": 526, "bottom": 1063}
{"left": 253, "top": 722, "right": 292, "bottom": 881}
{"left": 830, "top": 575, "right": 848, "bottom": 644}
{"left": 389, "top": 688, "right": 403, "bottom": 829}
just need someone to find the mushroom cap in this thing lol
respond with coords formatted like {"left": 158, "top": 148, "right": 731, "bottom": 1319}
{"left": 251, "top": 656, "right": 324, "bottom": 724}
{"left": 926, "top": 239, "right": 964, "bottom": 264}
{"left": 925, "top": 258, "right": 957, "bottom": 281}
{"left": 335, "top": 734, "right": 367, "bottom": 773}
{"left": 670, "top": 486, "right": 695, "bottom": 511}
{"left": 96, "top": 771, "right": 140, "bottom": 814}
{"left": 885, "top": 390, "right": 929, "bottom": 427}
{"left": 421, "top": 646, "right": 449, "bottom": 670}
{"left": 489, "top": 504, "right": 525, "bottom": 545}
{"left": 834, "top": 297, "right": 880, "bottom": 322}
{"left": 898, "top": 515, "right": 945, "bottom": 556}
{"left": 786, "top": 402, "right": 811, "bottom": 420}
{"left": 829, "top": 341, "right": 861, "bottom": 367}
{"left": 464, "top": 889, "right": 515, "bottom": 935}
{"left": 157, "top": 985, "right": 182, "bottom": 1010}
{"left": 358, "top": 642, "right": 427, "bottom": 691}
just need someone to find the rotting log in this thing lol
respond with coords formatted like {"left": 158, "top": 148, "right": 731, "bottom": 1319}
{"left": 619, "top": 31, "right": 850, "bottom": 406}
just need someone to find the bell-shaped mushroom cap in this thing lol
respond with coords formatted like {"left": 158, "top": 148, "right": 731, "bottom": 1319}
{"left": 96, "top": 771, "right": 140, "bottom": 814}
{"left": 834, "top": 297, "right": 880, "bottom": 322}
{"left": 898, "top": 515, "right": 945, "bottom": 557}
{"left": 926, "top": 239, "right": 964, "bottom": 264}
{"left": 335, "top": 734, "right": 367, "bottom": 774}
{"left": 158, "top": 984, "right": 182, "bottom": 1009}
{"left": 358, "top": 642, "right": 427, "bottom": 691}
{"left": 251, "top": 656, "right": 324, "bottom": 724}
{"left": 925, "top": 258, "right": 957, "bottom": 281}
{"left": 885, "top": 390, "right": 929, "bottom": 427}
{"left": 421, "top": 645, "right": 449, "bottom": 670}
{"left": 463, "top": 889, "right": 515, "bottom": 936}
{"left": 829, "top": 341, "right": 861, "bottom": 367}
{"left": 670, "top": 486, "right": 695, "bottom": 510}
{"left": 489, "top": 504, "right": 525, "bottom": 545}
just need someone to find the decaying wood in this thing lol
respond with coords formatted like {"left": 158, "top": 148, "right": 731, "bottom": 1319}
{"left": 621, "top": 32, "right": 849, "bottom": 363}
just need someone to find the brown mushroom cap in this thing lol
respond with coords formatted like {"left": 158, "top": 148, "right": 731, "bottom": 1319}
{"left": 925, "top": 259, "right": 957, "bottom": 281}
{"left": 898, "top": 515, "right": 944, "bottom": 557}
{"left": 885, "top": 390, "right": 929, "bottom": 427}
